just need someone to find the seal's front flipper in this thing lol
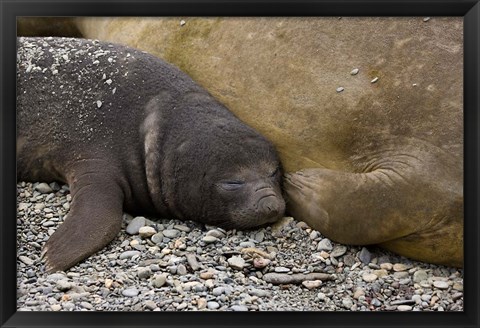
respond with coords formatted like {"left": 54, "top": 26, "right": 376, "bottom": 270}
{"left": 284, "top": 146, "right": 462, "bottom": 248}
{"left": 42, "top": 173, "right": 124, "bottom": 272}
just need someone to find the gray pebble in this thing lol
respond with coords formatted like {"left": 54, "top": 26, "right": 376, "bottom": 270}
{"left": 42, "top": 221, "right": 55, "bottom": 227}
{"left": 19, "top": 256, "right": 35, "bottom": 266}
{"left": 412, "top": 295, "right": 422, "bottom": 304}
{"left": 202, "top": 235, "right": 219, "bottom": 244}
{"left": 56, "top": 280, "right": 72, "bottom": 291}
{"left": 163, "top": 229, "right": 180, "bottom": 239}
{"left": 254, "top": 231, "right": 265, "bottom": 242}
{"left": 151, "top": 232, "right": 164, "bottom": 244}
{"left": 63, "top": 302, "right": 75, "bottom": 311}
{"left": 212, "top": 287, "right": 224, "bottom": 296}
{"left": 317, "top": 239, "right": 333, "bottom": 251}
{"left": 330, "top": 245, "right": 347, "bottom": 257}
{"left": 122, "top": 288, "right": 139, "bottom": 297}
{"left": 358, "top": 247, "right": 372, "bottom": 264}
{"left": 186, "top": 253, "right": 200, "bottom": 271}
{"left": 342, "top": 299, "right": 353, "bottom": 309}
{"left": 433, "top": 281, "right": 449, "bottom": 289}
{"left": 80, "top": 302, "right": 93, "bottom": 310}
{"left": 317, "top": 292, "right": 326, "bottom": 301}
{"left": 34, "top": 183, "right": 53, "bottom": 194}
{"left": 206, "top": 229, "right": 226, "bottom": 238}
{"left": 177, "top": 264, "right": 187, "bottom": 275}
{"left": 119, "top": 251, "right": 140, "bottom": 260}
{"left": 207, "top": 301, "right": 220, "bottom": 310}
{"left": 413, "top": 270, "right": 428, "bottom": 283}
{"left": 139, "top": 226, "right": 156, "bottom": 238}
{"left": 231, "top": 305, "right": 248, "bottom": 311}
{"left": 46, "top": 273, "right": 66, "bottom": 282}
{"left": 138, "top": 267, "right": 152, "bottom": 279}
{"left": 49, "top": 182, "right": 61, "bottom": 191}
{"left": 173, "top": 224, "right": 191, "bottom": 232}
{"left": 274, "top": 266, "right": 290, "bottom": 273}
{"left": 125, "top": 217, "right": 146, "bottom": 235}
{"left": 397, "top": 305, "right": 413, "bottom": 311}
{"left": 228, "top": 256, "right": 245, "bottom": 270}
{"left": 249, "top": 288, "right": 270, "bottom": 297}
{"left": 144, "top": 300, "right": 157, "bottom": 310}
{"left": 153, "top": 274, "right": 167, "bottom": 288}
{"left": 239, "top": 241, "right": 255, "bottom": 248}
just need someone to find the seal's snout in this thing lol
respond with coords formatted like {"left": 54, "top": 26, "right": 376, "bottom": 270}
{"left": 258, "top": 194, "right": 285, "bottom": 223}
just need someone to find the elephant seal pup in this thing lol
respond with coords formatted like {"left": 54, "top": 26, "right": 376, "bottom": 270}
{"left": 17, "top": 37, "right": 285, "bottom": 272}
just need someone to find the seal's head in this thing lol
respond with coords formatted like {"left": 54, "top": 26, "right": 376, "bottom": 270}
{"left": 174, "top": 128, "right": 285, "bottom": 230}
{"left": 156, "top": 97, "right": 286, "bottom": 229}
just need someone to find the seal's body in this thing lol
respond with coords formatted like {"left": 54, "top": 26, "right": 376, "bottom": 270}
{"left": 17, "top": 37, "right": 285, "bottom": 272}
{"left": 68, "top": 17, "right": 463, "bottom": 267}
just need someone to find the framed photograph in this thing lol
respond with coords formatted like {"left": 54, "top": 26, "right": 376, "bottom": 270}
{"left": 1, "top": 1, "right": 478, "bottom": 328}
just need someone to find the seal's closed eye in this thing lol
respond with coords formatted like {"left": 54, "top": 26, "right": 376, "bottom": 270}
{"left": 218, "top": 181, "right": 245, "bottom": 191}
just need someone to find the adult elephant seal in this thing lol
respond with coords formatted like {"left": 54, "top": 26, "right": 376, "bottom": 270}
{"left": 69, "top": 17, "right": 463, "bottom": 267}
{"left": 17, "top": 37, "right": 285, "bottom": 272}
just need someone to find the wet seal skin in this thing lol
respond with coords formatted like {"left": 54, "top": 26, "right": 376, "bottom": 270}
{"left": 17, "top": 37, "right": 285, "bottom": 272}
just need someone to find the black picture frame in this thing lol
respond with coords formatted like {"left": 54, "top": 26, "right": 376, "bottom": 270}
{"left": 1, "top": 1, "right": 478, "bottom": 327}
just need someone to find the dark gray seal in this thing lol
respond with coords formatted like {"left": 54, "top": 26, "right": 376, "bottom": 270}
{"left": 17, "top": 37, "right": 285, "bottom": 272}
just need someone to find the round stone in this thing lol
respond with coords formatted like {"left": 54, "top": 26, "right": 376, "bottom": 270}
{"left": 137, "top": 267, "right": 152, "bottom": 279}
{"left": 274, "top": 266, "right": 290, "bottom": 273}
{"left": 122, "top": 288, "right": 139, "bottom": 297}
{"left": 125, "top": 217, "right": 146, "bottom": 235}
{"left": 413, "top": 270, "right": 428, "bottom": 283}
{"left": 177, "top": 264, "right": 187, "bottom": 275}
{"left": 393, "top": 263, "right": 410, "bottom": 272}
{"left": 397, "top": 305, "right": 413, "bottom": 311}
{"left": 231, "top": 305, "right": 248, "bottom": 311}
{"left": 202, "top": 236, "right": 219, "bottom": 244}
{"left": 228, "top": 256, "right": 245, "bottom": 270}
{"left": 317, "top": 238, "right": 333, "bottom": 251}
{"left": 34, "top": 183, "right": 53, "bottom": 194}
{"left": 151, "top": 232, "right": 164, "bottom": 244}
{"left": 362, "top": 273, "right": 378, "bottom": 282}
{"left": 139, "top": 226, "right": 156, "bottom": 238}
{"left": 162, "top": 229, "right": 180, "bottom": 239}
{"left": 330, "top": 245, "right": 347, "bottom": 258}
{"left": 302, "top": 280, "right": 322, "bottom": 289}
{"left": 119, "top": 251, "right": 140, "bottom": 260}
{"left": 433, "top": 281, "right": 449, "bottom": 289}
{"left": 56, "top": 280, "right": 72, "bottom": 291}
{"left": 153, "top": 274, "right": 167, "bottom": 288}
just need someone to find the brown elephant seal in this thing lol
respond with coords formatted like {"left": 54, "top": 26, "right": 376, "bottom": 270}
{"left": 66, "top": 17, "right": 463, "bottom": 267}
{"left": 16, "top": 36, "right": 285, "bottom": 272}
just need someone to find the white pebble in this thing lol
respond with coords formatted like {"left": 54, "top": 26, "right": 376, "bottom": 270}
{"left": 336, "top": 87, "right": 344, "bottom": 93}
{"left": 371, "top": 77, "right": 379, "bottom": 83}
{"left": 96, "top": 100, "right": 102, "bottom": 108}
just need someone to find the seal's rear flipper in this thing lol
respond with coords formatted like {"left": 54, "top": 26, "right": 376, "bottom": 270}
{"left": 42, "top": 173, "right": 124, "bottom": 272}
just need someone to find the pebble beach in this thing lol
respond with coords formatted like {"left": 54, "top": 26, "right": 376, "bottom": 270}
{"left": 17, "top": 181, "right": 464, "bottom": 312}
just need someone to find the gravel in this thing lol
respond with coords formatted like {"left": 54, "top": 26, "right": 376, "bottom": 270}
{"left": 17, "top": 181, "right": 464, "bottom": 311}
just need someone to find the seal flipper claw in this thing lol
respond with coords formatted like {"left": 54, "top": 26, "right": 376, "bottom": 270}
{"left": 42, "top": 176, "right": 124, "bottom": 273}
